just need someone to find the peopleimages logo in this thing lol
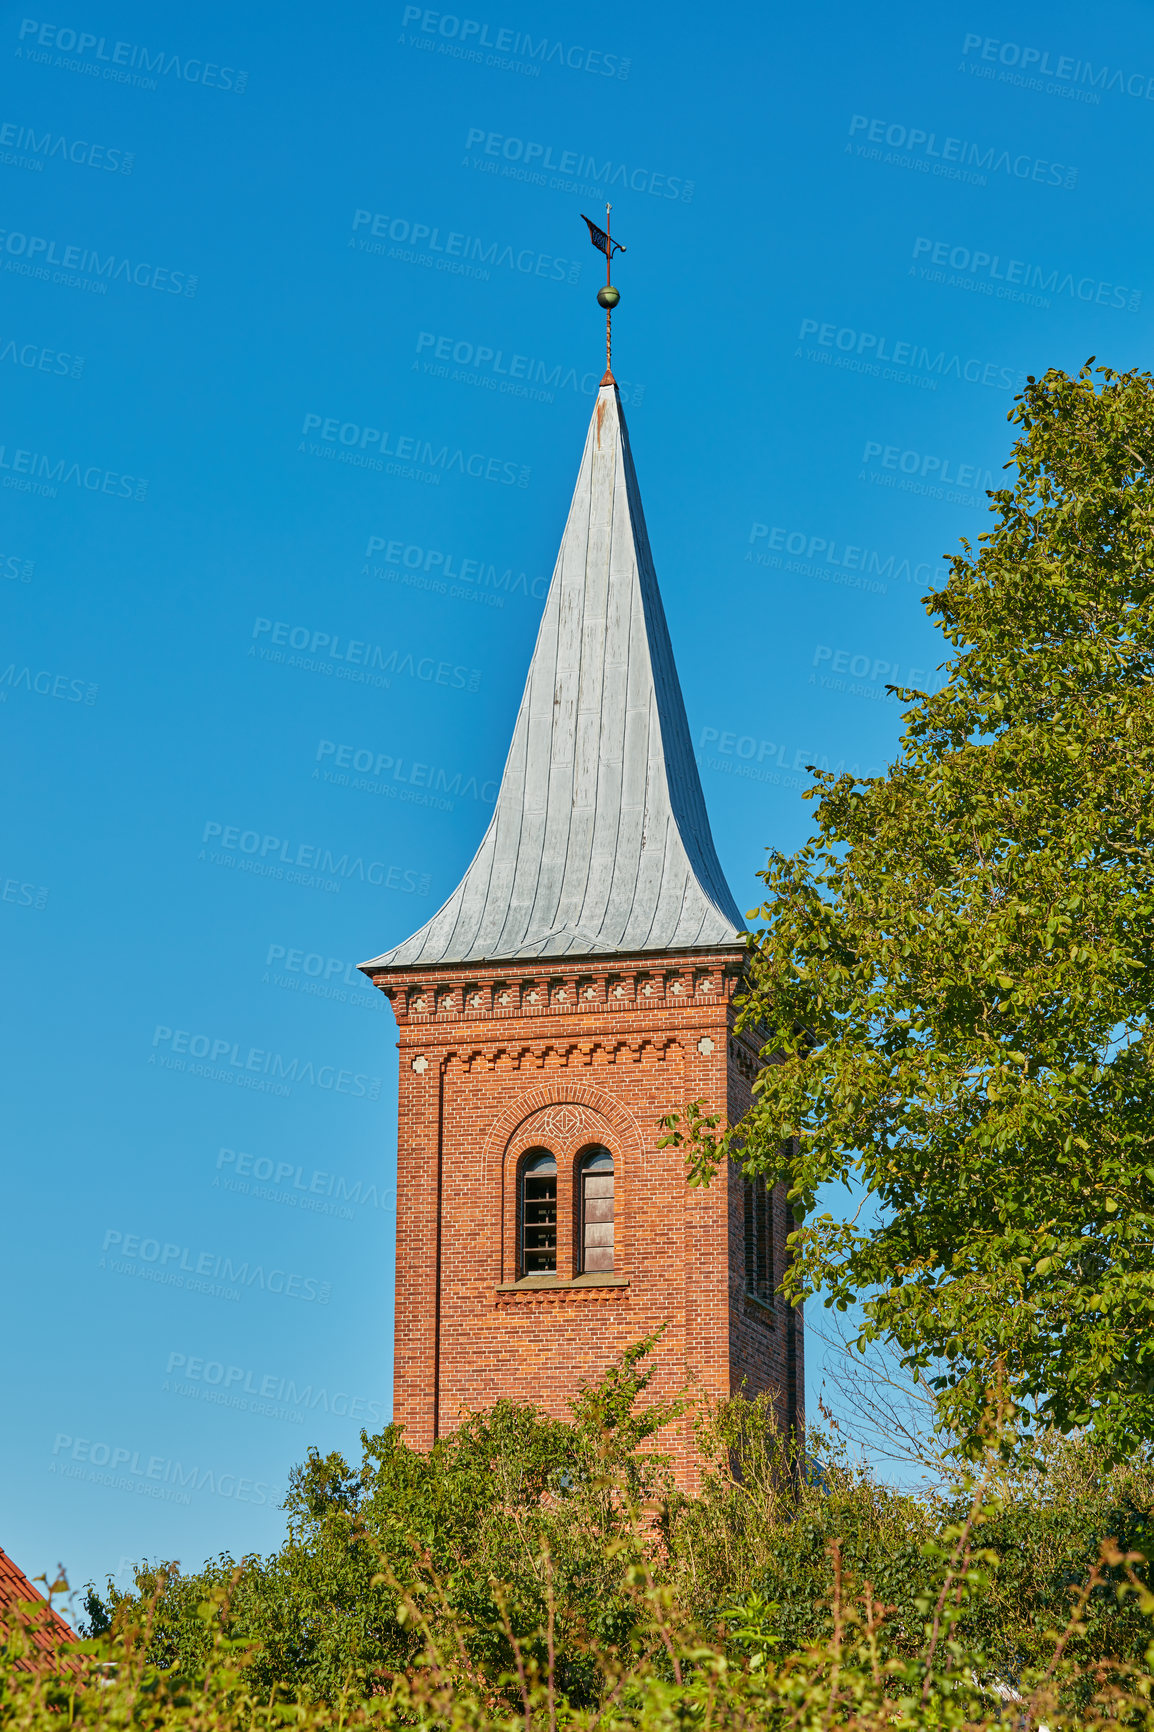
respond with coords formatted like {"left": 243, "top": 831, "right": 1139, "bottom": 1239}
{"left": 810, "top": 644, "right": 947, "bottom": 707}
{"left": 797, "top": 317, "right": 1028, "bottom": 394}
{"left": 262, "top": 944, "right": 383, "bottom": 1015}
{"left": 299, "top": 411, "right": 530, "bottom": 488}
{"left": 315, "top": 739, "right": 498, "bottom": 806}
{"left": 746, "top": 523, "right": 934, "bottom": 591}
{"left": 100, "top": 1227, "right": 333, "bottom": 1304}
{"left": 0, "top": 224, "right": 197, "bottom": 295}
{"left": 263, "top": 945, "right": 377, "bottom": 993}
{"left": 463, "top": 127, "right": 694, "bottom": 200}
{"left": 860, "top": 440, "right": 995, "bottom": 492}
{"left": 216, "top": 1145, "right": 392, "bottom": 1213}
{"left": 150, "top": 1021, "right": 384, "bottom": 1100}
{"left": 0, "top": 661, "right": 98, "bottom": 702}
{"left": 0, "top": 548, "right": 34, "bottom": 581}
{"left": 363, "top": 535, "right": 547, "bottom": 605}
{"left": 164, "top": 1351, "right": 387, "bottom": 1425}
{"left": 415, "top": 330, "right": 645, "bottom": 407}
{"left": 696, "top": 725, "right": 884, "bottom": 788}
{"left": 250, "top": 617, "right": 482, "bottom": 693}
{"left": 858, "top": 439, "right": 995, "bottom": 510}
{"left": 0, "top": 336, "right": 84, "bottom": 377}
{"left": 910, "top": 237, "right": 1141, "bottom": 313}
{"left": 0, "top": 438, "right": 147, "bottom": 500}
{"left": 200, "top": 818, "right": 431, "bottom": 895}
{"left": 350, "top": 208, "right": 579, "bottom": 285}
{"left": 400, "top": 7, "right": 629, "bottom": 78}
{"left": 16, "top": 19, "right": 248, "bottom": 92}
{"left": 812, "top": 644, "right": 942, "bottom": 688}
{"left": 51, "top": 1434, "right": 275, "bottom": 1507}
{"left": 2, "top": 871, "right": 49, "bottom": 909}
{"left": 960, "top": 32, "right": 1154, "bottom": 101}
{"left": 846, "top": 113, "right": 1077, "bottom": 189}
{"left": 0, "top": 117, "right": 134, "bottom": 172}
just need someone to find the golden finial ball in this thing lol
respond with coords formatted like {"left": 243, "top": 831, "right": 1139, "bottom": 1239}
{"left": 597, "top": 286, "right": 620, "bottom": 309}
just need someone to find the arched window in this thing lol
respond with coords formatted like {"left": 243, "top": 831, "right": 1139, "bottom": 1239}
{"left": 579, "top": 1146, "right": 614, "bottom": 1274}
{"left": 520, "top": 1149, "right": 557, "bottom": 1276}
{"left": 744, "top": 1175, "right": 773, "bottom": 1303}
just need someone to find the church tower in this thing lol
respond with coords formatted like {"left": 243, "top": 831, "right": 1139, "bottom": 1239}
{"left": 361, "top": 373, "right": 802, "bottom": 1486}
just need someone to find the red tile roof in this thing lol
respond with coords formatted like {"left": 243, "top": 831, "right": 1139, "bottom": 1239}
{"left": 0, "top": 1546, "right": 78, "bottom": 1673}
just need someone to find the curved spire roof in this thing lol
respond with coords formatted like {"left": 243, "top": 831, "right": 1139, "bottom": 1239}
{"left": 362, "top": 382, "right": 745, "bottom": 971}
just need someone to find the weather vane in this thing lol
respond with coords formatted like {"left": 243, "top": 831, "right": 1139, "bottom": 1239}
{"left": 581, "top": 206, "right": 626, "bottom": 383}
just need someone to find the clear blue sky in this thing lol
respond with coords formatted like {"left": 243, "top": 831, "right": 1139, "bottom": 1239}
{"left": 3, "top": 0, "right": 1151, "bottom": 1606}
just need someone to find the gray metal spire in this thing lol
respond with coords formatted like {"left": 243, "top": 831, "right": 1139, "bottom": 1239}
{"left": 362, "top": 383, "right": 746, "bottom": 971}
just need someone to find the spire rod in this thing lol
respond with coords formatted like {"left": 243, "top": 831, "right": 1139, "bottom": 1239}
{"left": 603, "top": 204, "right": 613, "bottom": 376}
{"left": 582, "top": 207, "right": 624, "bottom": 385}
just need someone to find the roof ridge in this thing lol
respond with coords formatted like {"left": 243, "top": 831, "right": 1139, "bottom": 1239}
{"left": 0, "top": 1547, "right": 78, "bottom": 1671}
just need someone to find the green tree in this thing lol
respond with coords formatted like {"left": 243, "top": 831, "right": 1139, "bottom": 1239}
{"left": 722, "top": 362, "right": 1154, "bottom": 1459}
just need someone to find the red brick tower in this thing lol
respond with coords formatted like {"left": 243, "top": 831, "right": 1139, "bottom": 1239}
{"left": 361, "top": 382, "right": 802, "bottom": 1487}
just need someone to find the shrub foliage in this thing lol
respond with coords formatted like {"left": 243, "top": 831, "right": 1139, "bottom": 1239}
{"left": 4, "top": 1339, "right": 1153, "bottom": 1728}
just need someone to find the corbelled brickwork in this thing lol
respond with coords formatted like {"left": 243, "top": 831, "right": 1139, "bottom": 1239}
{"left": 371, "top": 949, "right": 803, "bottom": 1489}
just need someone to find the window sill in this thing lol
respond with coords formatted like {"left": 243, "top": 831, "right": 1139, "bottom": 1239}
{"left": 496, "top": 1274, "right": 630, "bottom": 1292}
{"left": 743, "top": 1291, "right": 776, "bottom": 1323}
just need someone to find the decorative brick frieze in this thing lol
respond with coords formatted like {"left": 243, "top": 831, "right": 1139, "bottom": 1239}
{"left": 374, "top": 955, "right": 739, "bottom": 1030}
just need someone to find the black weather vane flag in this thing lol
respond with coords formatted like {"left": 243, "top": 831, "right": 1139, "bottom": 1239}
{"left": 581, "top": 204, "right": 626, "bottom": 381}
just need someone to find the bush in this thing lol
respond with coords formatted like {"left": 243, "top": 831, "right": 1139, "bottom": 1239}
{"left": 5, "top": 1340, "right": 1152, "bottom": 1728}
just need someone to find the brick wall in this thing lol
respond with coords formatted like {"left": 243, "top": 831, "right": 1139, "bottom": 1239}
{"left": 370, "top": 949, "right": 803, "bottom": 1490}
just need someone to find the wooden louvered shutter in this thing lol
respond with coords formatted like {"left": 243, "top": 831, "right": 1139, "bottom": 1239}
{"left": 580, "top": 1147, "right": 614, "bottom": 1273}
